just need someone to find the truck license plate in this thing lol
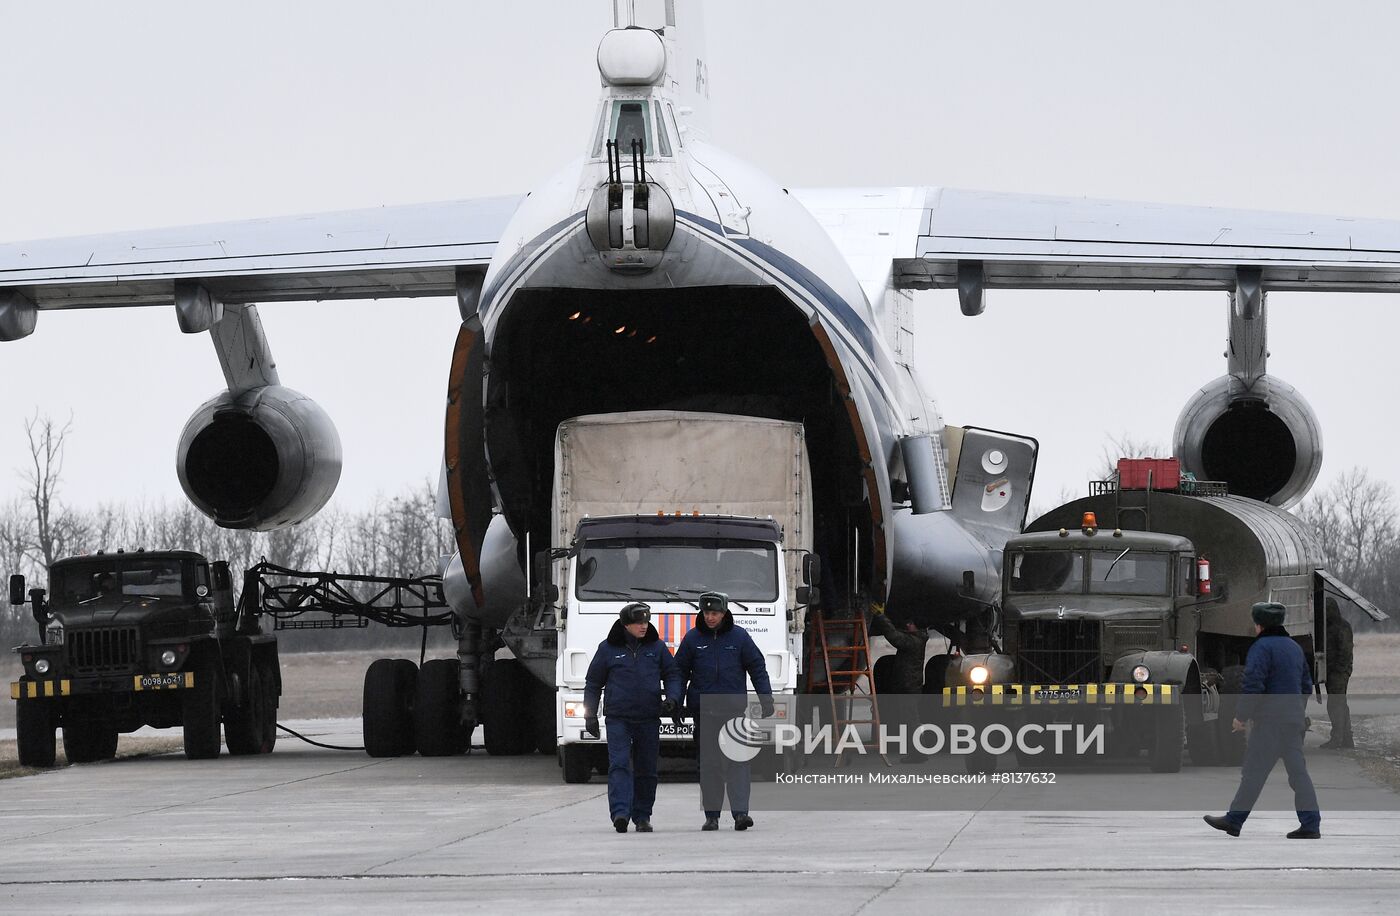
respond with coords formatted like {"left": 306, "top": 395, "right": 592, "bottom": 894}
{"left": 135, "top": 672, "right": 191, "bottom": 691}
{"left": 1034, "top": 687, "right": 1081, "bottom": 701}
{"left": 659, "top": 722, "right": 694, "bottom": 737}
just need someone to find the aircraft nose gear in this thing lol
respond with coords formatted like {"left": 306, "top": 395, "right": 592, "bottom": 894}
{"left": 586, "top": 138, "right": 674, "bottom": 271}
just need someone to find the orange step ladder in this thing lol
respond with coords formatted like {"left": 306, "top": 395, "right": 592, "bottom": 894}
{"left": 805, "top": 613, "right": 887, "bottom": 765}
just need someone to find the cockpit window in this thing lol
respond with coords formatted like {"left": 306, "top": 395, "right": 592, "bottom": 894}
{"left": 593, "top": 100, "right": 664, "bottom": 159}
{"left": 652, "top": 101, "right": 672, "bottom": 156}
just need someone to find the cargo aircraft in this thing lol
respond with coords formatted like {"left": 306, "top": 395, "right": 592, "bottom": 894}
{"left": 4, "top": 1, "right": 1400, "bottom": 747}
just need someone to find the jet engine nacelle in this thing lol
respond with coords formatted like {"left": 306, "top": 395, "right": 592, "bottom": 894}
{"left": 1172, "top": 374, "right": 1322, "bottom": 509}
{"left": 177, "top": 385, "right": 342, "bottom": 530}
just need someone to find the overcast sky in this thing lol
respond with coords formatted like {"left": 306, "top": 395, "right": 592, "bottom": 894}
{"left": 3, "top": 0, "right": 1399, "bottom": 521}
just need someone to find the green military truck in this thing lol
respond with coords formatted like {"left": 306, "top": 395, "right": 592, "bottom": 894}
{"left": 940, "top": 470, "right": 1378, "bottom": 772}
{"left": 9, "top": 550, "right": 280, "bottom": 766}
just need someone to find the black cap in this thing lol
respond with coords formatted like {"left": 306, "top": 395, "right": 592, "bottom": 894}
{"left": 699, "top": 592, "right": 728, "bottom": 614}
{"left": 619, "top": 602, "right": 651, "bottom": 624}
{"left": 1251, "top": 602, "right": 1286, "bottom": 627}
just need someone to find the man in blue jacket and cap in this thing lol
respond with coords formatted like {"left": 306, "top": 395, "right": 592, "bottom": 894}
{"left": 676, "top": 591, "right": 774, "bottom": 832}
{"left": 1204, "top": 602, "right": 1321, "bottom": 839}
{"left": 584, "top": 602, "right": 684, "bottom": 834}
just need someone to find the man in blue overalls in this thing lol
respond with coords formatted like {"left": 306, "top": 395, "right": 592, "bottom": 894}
{"left": 584, "top": 602, "right": 684, "bottom": 833}
{"left": 1204, "top": 602, "right": 1321, "bottom": 839}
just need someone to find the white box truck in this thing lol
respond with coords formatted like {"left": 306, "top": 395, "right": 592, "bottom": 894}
{"left": 549, "top": 411, "right": 815, "bottom": 783}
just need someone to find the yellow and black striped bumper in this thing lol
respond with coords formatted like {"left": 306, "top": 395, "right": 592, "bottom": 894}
{"left": 10, "top": 680, "right": 71, "bottom": 700}
{"left": 11, "top": 671, "right": 194, "bottom": 699}
{"left": 940, "top": 683, "right": 1176, "bottom": 706}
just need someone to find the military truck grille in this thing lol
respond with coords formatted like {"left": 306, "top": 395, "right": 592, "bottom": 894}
{"left": 1103, "top": 622, "right": 1164, "bottom": 660}
{"left": 1014, "top": 620, "right": 1101, "bottom": 684}
{"left": 66, "top": 627, "right": 140, "bottom": 673}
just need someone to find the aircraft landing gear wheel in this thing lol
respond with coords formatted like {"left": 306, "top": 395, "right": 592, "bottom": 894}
{"left": 16, "top": 697, "right": 57, "bottom": 768}
{"left": 363, "top": 658, "right": 419, "bottom": 757}
{"left": 259, "top": 659, "right": 280, "bottom": 753}
{"left": 182, "top": 670, "right": 222, "bottom": 760}
{"left": 415, "top": 659, "right": 464, "bottom": 757}
{"left": 561, "top": 744, "right": 593, "bottom": 783}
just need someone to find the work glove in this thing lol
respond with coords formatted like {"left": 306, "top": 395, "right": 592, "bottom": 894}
{"left": 584, "top": 716, "right": 600, "bottom": 739}
{"left": 759, "top": 695, "right": 775, "bottom": 718}
{"left": 870, "top": 602, "right": 886, "bottom": 617}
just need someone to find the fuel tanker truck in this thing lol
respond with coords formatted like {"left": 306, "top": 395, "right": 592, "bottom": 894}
{"left": 940, "top": 459, "right": 1383, "bottom": 773}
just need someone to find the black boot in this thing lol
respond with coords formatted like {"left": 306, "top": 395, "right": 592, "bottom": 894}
{"left": 634, "top": 819, "right": 653, "bottom": 832}
{"left": 1287, "top": 826, "right": 1322, "bottom": 839}
{"left": 1203, "top": 815, "right": 1241, "bottom": 837}
{"left": 734, "top": 813, "right": 754, "bottom": 831}
{"left": 701, "top": 817, "right": 719, "bottom": 831}
{"left": 613, "top": 816, "right": 629, "bottom": 833}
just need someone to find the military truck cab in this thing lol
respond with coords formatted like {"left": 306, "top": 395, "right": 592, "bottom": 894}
{"left": 8, "top": 550, "right": 280, "bottom": 767}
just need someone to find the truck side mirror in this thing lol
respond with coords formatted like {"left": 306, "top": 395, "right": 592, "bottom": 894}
{"left": 796, "top": 585, "right": 820, "bottom": 607}
{"left": 532, "top": 550, "right": 559, "bottom": 603}
{"left": 802, "top": 554, "right": 822, "bottom": 587}
{"left": 9, "top": 574, "right": 26, "bottom": 606}
{"left": 211, "top": 561, "right": 232, "bottom": 591}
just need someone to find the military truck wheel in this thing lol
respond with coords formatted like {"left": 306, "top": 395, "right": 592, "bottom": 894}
{"left": 921, "top": 655, "right": 953, "bottom": 695}
{"left": 415, "top": 659, "right": 464, "bottom": 757}
{"left": 363, "top": 658, "right": 418, "bottom": 757}
{"left": 258, "top": 659, "right": 280, "bottom": 753}
{"left": 225, "top": 668, "right": 269, "bottom": 756}
{"left": 483, "top": 658, "right": 531, "bottom": 756}
{"left": 561, "top": 744, "right": 593, "bottom": 783}
{"left": 1185, "top": 686, "right": 1218, "bottom": 766}
{"left": 64, "top": 720, "right": 119, "bottom": 763}
{"left": 17, "top": 698, "right": 57, "bottom": 768}
{"left": 1149, "top": 701, "right": 1185, "bottom": 773}
{"left": 873, "top": 655, "right": 896, "bottom": 696}
{"left": 1215, "top": 665, "right": 1247, "bottom": 766}
{"left": 182, "top": 671, "right": 222, "bottom": 759}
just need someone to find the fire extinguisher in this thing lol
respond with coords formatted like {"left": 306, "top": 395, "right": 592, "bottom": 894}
{"left": 1197, "top": 556, "right": 1212, "bottom": 596}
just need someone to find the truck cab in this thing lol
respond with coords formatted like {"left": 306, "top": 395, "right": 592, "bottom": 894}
{"left": 9, "top": 549, "right": 279, "bottom": 767}
{"left": 555, "top": 514, "right": 802, "bottom": 781}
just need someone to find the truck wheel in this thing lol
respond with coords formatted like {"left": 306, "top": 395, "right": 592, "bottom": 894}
{"left": 483, "top": 658, "right": 531, "bottom": 756}
{"left": 1149, "top": 701, "right": 1185, "bottom": 773}
{"left": 225, "top": 668, "right": 269, "bottom": 756}
{"left": 363, "top": 658, "right": 418, "bottom": 757}
{"left": 872, "top": 656, "right": 896, "bottom": 696}
{"left": 1185, "top": 685, "right": 1218, "bottom": 766}
{"left": 1214, "top": 665, "right": 1247, "bottom": 767}
{"left": 182, "top": 671, "right": 222, "bottom": 760}
{"left": 258, "top": 659, "right": 280, "bottom": 753}
{"left": 17, "top": 699, "right": 57, "bottom": 768}
{"left": 921, "top": 655, "right": 953, "bottom": 695}
{"left": 64, "top": 721, "right": 120, "bottom": 763}
{"left": 561, "top": 743, "right": 593, "bottom": 784}
{"left": 531, "top": 674, "right": 557, "bottom": 756}
{"left": 415, "top": 659, "right": 463, "bottom": 757}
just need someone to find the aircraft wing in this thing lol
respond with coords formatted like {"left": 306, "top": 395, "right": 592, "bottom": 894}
{"left": 0, "top": 195, "right": 524, "bottom": 311}
{"left": 793, "top": 187, "right": 1400, "bottom": 302}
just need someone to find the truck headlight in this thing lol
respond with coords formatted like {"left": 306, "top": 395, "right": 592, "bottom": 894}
{"left": 34, "top": 658, "right": 51, "bottom": 675}
{"left": 968, "top": 664, "right": 990, "bottom": 686}
{"left": 563, "top": 701, "right": 587, "bottom": 719}
{"left": 1132, "top": 665, "right": 1151, "bottom": 683}
{"left": 45, "top": 619, "right": 64, "bottom": 646}
{"left": 160, "top": 650, "right": 178, "bottom": 668}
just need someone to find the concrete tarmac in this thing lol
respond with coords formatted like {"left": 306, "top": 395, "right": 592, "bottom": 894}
{"left": 2, "top": 718, "right": 1398, "bottom": 915}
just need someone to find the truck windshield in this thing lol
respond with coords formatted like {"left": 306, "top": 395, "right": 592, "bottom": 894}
{"left": 576, "top": 538, "right": 778, "bottom": 605}
{"left": 1089, "top": 550, "right": 1170, "bottom": 596}
{"left": 1008, "top": 550, "right": 1084, "bottom": 594}
{"left": 50, "top": 558, "right": 192, "bottom": 606}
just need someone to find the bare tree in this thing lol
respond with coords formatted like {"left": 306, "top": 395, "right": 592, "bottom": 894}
{"left": 1096, "top": 432, "right": 1168, "bottom": 481}
{"left": 21, "top": 412, "right": 88, "bottom": 569}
